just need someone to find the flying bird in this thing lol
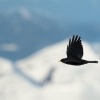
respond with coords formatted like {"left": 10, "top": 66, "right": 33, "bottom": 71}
{"left": 60, "top": 35, "right": 98, "bottom": 65}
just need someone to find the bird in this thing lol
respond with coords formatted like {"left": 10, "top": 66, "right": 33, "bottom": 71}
{"left": 60, "top": 35, "right": 98, "bottom": 65}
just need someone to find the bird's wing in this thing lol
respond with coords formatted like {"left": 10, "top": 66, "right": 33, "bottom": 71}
{"left": 67, "top": 35, "right": 83, "bottom": 59}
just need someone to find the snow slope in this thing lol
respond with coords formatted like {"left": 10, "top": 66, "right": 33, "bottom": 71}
{"left": 0, "top": 40, "right": 100, "bottom": 100}
{"left": 16, "top": 40, "right": 100, "bottom": 100}
{"left": 0, "top": 58, "right": 41, "bottom": 100}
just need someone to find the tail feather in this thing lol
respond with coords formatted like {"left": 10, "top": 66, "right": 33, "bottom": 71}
{"left": 88, "top": 61, "right": 98, "bottom": 63}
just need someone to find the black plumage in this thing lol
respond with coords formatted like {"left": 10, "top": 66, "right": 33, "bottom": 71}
{"left": 60, "top": 35, "right": 98, "bottom": 65}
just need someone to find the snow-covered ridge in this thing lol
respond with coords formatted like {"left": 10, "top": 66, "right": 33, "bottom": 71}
{"left": 0, "top": 40, "right": 100, "bottom": 100}
{"left": 16, "top": 40, "right": 99, "bottom": 81}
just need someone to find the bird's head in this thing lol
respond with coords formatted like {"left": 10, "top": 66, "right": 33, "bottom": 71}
{"left": 60, "top": 58, "right": 66, "bottom": 64}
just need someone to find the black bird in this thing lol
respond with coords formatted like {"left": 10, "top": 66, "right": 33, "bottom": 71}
{"left": 60, "top": 35, "right": 98, "bottom": 65}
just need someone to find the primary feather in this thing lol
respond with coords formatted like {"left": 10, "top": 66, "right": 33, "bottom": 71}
{"left": 67, "top": 35, "right": 83, "bottom": 59}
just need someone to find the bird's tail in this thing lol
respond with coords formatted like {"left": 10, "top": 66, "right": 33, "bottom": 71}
{"left": 88, "top": 61, "right": 98, "bottom": 63}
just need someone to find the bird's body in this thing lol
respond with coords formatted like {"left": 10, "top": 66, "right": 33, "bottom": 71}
{"left": 60, "top": 35, "right": 98, "bottom": 65}
{"left": 61, "top": 57, "right": 98, "bottom": 65}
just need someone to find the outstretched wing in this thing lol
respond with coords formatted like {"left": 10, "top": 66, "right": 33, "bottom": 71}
{"left": 67, "top": 35, "right": 83, "bottom": 59}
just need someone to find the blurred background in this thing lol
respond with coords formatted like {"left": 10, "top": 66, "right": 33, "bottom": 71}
{"left": 0, "top": 0, "right": 100, "bottom": 100}
{"left": 0, "top": 0, "right": 100, "bottom": 60}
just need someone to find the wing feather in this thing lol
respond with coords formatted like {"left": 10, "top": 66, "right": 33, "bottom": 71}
{"left": 67, "top": 35, "right": 83, "bottom": 59}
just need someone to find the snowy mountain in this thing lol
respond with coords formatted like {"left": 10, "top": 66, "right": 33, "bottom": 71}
{"left": 0, "top": 0, "right": 100, "bottom": 100}
{"left": 16, "top": 40, "right": 100, "bottom": 84}
{"left": 0, "top": 40, "right": 99, "bottom": 100}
